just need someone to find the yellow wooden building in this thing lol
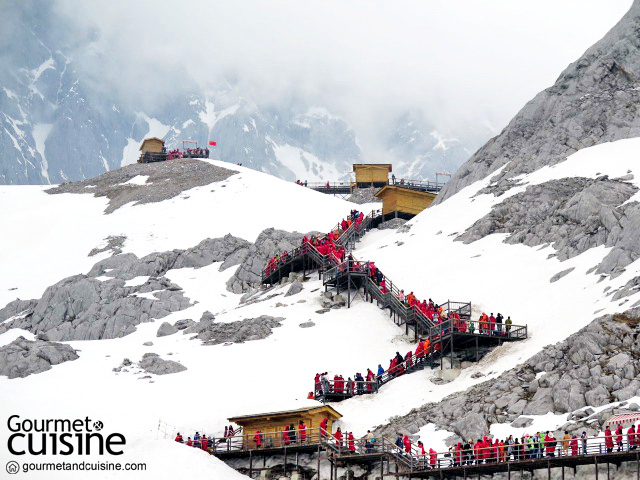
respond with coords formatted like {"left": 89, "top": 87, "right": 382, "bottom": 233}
{"left": 139, "top": 137, "right": 165, "bottom": 153}
{"left": 375, "top": 185, "right": 436, "bottom": 218}
{"left": 228, "top": 405, "right": 342, "bottom": 449}
{"left": 352, "top": 164, "right": 392, "bottom": 187}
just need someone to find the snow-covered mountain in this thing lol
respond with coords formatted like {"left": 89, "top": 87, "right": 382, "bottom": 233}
{"left": 0, "top": 1, "right": 485, "bottom": 186}
{"left": 4, "top": 1, "right": 640, "bottom": 479}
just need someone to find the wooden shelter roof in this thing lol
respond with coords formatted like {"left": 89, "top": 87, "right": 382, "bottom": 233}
{"left": 228, "top": 405, "right": 342, "bottom": 423}
{"left": 352, "top": 163, "right": 392, "bottom": 172}
{"left": 139, "top": 137, "right": 165, "bottom": 151}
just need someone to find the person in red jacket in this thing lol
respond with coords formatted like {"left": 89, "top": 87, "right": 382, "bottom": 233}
{"left": 201, "top": 435, "right": 208, "bottom": 451}
{"left": 454, "top": 442, "right": 462, "bottom": 466}
{"left": 615, "top": 424, "right": 624, "bottom": 451}
{"left": 429, "top": 447, "right": 437, "bottom": 468}
{"left": 545, "top": 432, "right": 556, "bottom": 456}
{"left": 320, "top": 417, "right": 329, "bottom": 438}
{"left": 389, "top": 357, "right": 397, "bottom": 376}
{"left": 282, "top": 426, "right": 291, "bottom": 446}
{"left": 186, "top": 436, "right": 193, "bottom": 447}
{"left": 348, "top": 432, "right": 356, "bottom": 452}
{"left": 403, "top": 434, "right": 411, "bottom": 454}
{"left": 415, "top": 340, "right": 425, "bottom": 362}
{"left": 299, "top": 420, "right": 307, "bottom": 443}
{"left": 254, "top": 430, "right": 262, "bottom": 448}
{"left": 334, "top": 427, "right": 343, "bottom": 447}
{"left": 366, "top": 368, "right": 375, "bottom": 392}
{"left": 474, "top": 439, "right": 483, "bottom": 464}
{"left": 605, "top": 427, "right": 614, "bottom": 453}
{"left": 175, "top": 432, "right": 183, "bottom": 443}
{"left": 629, "top": 424, "right": 637, "bottom": 450}
{"left": 570, "top": 435, "right": 579, "bottom": 456}
{"left": 404, "top": 351, "right": 413, "bottom": 369}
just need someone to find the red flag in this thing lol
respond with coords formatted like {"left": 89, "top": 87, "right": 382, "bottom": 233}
{"left": 209, "top": 141, "right": 217, "bottom": 146}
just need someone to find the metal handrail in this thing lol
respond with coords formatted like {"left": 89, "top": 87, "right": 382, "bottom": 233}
{"left": 197, "top": 430, "right": 640, "bottom": 472}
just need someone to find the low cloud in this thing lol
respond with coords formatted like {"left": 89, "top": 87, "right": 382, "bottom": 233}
{"left": 55, "top": 0, "right": 632, "bottom": 148}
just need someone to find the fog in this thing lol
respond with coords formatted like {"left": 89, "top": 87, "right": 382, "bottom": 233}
{"left": 55, "top": 0, "right": 632, "bottom": 145}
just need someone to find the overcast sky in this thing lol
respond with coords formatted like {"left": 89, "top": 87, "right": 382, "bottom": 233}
{"left": 57, "top": 0, "right": 633, "bottom": 142}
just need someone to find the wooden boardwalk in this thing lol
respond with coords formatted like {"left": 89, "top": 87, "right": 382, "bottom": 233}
{"left": 208, "top": 429, "right": 640, "bottom": 479}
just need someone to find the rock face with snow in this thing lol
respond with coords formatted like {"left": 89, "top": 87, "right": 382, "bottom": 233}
{"left": 192, "top": 315, "right": 284, "bottom": 345}
{"left": 458, "top": 176, "right": 640, "bottom": 277}
{"left": 138, "top": 353, "right": 187, "bottom": 375}
{"left": 0, "top": 233, "right": 256, "bottom": 340}
{"left": 437, "top": 0, "right": 640, "bottom": 204}
{"left": 377, "top": 310, "right": 640, "bottom": 443}
{"left": 0, "top": 275, "right": 191, "bottom": 341}
{"left": 226, "top": 228, "right": 313, "bottom": 293}
{"left": 0, "top": 336, "right": 78, "bottom": 379}
{"left": 48, "top": 159, "right": 237, "bottom": 214}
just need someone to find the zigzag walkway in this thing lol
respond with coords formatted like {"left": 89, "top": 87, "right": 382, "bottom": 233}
{"left": 261, "top": 210, "right": 527, "bottom": 401}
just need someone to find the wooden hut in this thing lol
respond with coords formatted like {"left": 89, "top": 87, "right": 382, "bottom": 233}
{"left": 138, "top": 137, "right": 167, "bottom": 163}
{"left": 374, "top": 185, "right": 436, "bottom": 218}
{"left": 352, "top": 164, "right": 392, "bottom": 188}
{"left": 140, "top": 137, "right": 165, "bottom": 153}
{"left": 228, "top": 405, "right": 342, "bottom": 449}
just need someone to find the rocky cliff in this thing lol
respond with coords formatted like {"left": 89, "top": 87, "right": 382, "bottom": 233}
{"left": 437, "top": 0, "right": 640, "bottom": 204}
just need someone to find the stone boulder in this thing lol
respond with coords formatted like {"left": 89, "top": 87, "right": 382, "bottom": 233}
{"left": 452, "top": 413, "right": 488, "bottom": 442}
{"left": 0, "top": 337, "right": 78, "bottom": 379}
{"left": 196, "top": 316, "right": 284, "bottom": 345}
{"left": 139, "top": 353, "right": 186, "bottom": 375}
{"left": 174, "top": 319, "right": 196, "bottom": 330}
{"left": 285, "top": 280, "right": 304, "bottom": 297}
{"left": 156, "top": 322, "right": 179, "bottom": 337}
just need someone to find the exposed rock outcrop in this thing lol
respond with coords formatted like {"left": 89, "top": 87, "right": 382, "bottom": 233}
{"left": 0, "top": 234, "right": 253, "bottom": 341}
{"left": 458, "top": 177, "right": 640, "bottom": 276}
{"left": 138, "top": 353, "right": 187, "bottom": 375}
{"left": 156, "top": 322, "right": 179, "bottom": 337}
{"left": 47, "top": 160, "right": 237, "bottom": 214}
{"left": 0, "top": 337, "right": 78, "bottom": 379}
{"left": 186, "top": 315, "right": 284, "bottom": 345}
{"left": 226, "top": 228, "right": 315, "bottom": 293}
{"left": 376, "top": 310, "right": 640, "bottom": 444}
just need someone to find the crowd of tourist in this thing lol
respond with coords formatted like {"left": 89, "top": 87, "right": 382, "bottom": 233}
{"left": 263, "top": 209, "right": 365, "bottom": 276}
{"left": 173, "top": 424, "right": 235, "bottom": 452}
{"left": 166, "top": 147, "right": 210, "bottom": 160}
{"left": 406, "top": 424, "right": 640, "bottom": 468}
{"left": 176, "top": 420, "right": 639, "bottom": 471}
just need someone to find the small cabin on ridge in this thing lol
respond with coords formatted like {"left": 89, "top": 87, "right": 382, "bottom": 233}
{"left": 353, "top": 164, "right": 392, "bottom": 188}
{"left": 228, "top": 405, "right": 342, "bottom": 449}
{"left": 140, "top": 137, "right": 165, "bottom": 153}
{"left": 375, "top": 185, "right": 437, "bottom": 219}
{"left": 138, "top": 137, "right": 167, "bottom": 163}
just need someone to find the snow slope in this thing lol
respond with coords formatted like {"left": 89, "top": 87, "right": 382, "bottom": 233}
{"left": 353, "top": 137, "right": 640, "bottom": 398}
{"left": 2, "top": 140, "right": 640, "bottom": 479}
{"left": 0, "top": 159, "right": 358, "bottom": 307}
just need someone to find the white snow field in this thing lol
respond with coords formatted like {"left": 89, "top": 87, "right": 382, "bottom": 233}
{"left": 1, "top": 140, "right": 640, "bottom": 478}
{"left": 0, "top": 159, "right": 360, "bottom": 307}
